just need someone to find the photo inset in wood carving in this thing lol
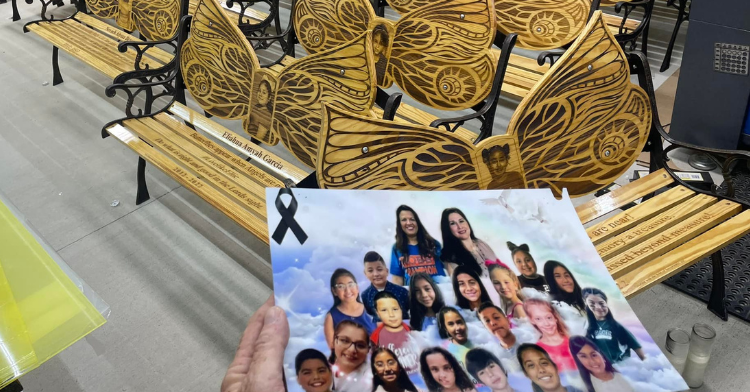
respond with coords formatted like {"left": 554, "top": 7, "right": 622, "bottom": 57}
{"left": 480, "top": 144, "right": 525, "bottom": 189}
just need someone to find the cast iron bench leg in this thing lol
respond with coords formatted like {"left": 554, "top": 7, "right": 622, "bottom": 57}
{"left": 136, "top": 157, "right": 150, "bottom": 205}
{"left": 708, "top": 250, "right": 729, "bottom": 321}
{"left": 52, "top": 46, "right": 64, "bottom": 85}
{"left": 660, "top": 0, "right": 689, "bottom": 72}
{"left": 12, "top": 0, "right": 21, "bottom": 21}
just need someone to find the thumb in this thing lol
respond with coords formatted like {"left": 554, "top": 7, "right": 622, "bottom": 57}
{"left": 246, "top": 306, "right": 290, "bottom": 392}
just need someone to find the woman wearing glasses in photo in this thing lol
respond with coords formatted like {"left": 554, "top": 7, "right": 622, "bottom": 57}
{"left": 420, "top": 347, "right": 477, "bottom": 392}
{"left": 371, "top": 347, "right": 420, "bottom": 392}
{"left": 408, "top": 273, "right": 446, "bottom": 332}
{"left": 325, "top": 269, "right": 376, "bottom": 351}
{"left": 543, "top": 261, "right": 585, "bottom": 315}
{"left": 452, "top": 265, "right": 493, "bottom": 312}
{"left": 330, "top": 320, "right": 373, "bottom": 392}
{"left": 569, "top": 336, "right": 635, "bottom": 392}
{"left": 295, "top": 349, "right": 334, "bottom": 392}
{"left": 440, "top": 208, "right": 499, "bottom": 278}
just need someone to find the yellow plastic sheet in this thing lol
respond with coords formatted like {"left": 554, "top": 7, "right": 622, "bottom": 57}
{"left": 0, "top": 197, "right": 107, "bottom": 388}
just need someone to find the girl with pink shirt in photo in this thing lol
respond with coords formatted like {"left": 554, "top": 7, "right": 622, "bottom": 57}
{"left": 523, "top": 298, "right": 577, "bottom": 372}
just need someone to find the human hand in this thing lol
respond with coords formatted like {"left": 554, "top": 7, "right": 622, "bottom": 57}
{"left": 221, "top": 296, "right": 290, "bottom": 392}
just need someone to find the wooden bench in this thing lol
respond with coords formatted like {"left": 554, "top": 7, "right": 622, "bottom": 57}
{"left": 577, "top": 168, "right": 750, "bottom": 321}
{"left": 23, "top": 0, "right": 186, "bottom": 86}
{"left": 10, "top": 0, "right": 76, "bottom": 22}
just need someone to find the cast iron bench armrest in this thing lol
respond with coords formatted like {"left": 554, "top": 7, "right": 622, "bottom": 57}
{"left": 537, "top": 49, "right": 566, "bottom": 66}
{"left": 613, "top": 0, "right": 653, "bottom": 38}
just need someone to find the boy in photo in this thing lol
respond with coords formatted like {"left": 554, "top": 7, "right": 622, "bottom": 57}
{"left": 370, "top": 291, "right": 419, "bottom": 375}
{"left": 477, "top": 302, "right": 519, "bottom": 353}
{"left": 362, "top": 251, "right": 410, "bottom": 323}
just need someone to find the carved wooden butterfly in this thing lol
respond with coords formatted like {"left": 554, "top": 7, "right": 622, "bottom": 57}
{"left": 180, "top": 0, "right": 377, "bottom": 168}
{"left": 316, "top": 12, "right": 651, "bottom": 197}
{"left": 86, "top": 0, "right": 182, "bottom": 41}
{"left": 379, "top": 0, "right": 591, "bottom": 51}
{"left": 293, "top": 0, "right": 496, "bottom": 111}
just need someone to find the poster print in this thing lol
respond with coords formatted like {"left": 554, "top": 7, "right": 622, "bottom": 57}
{"left": 267, "top": 188, "right": 688, "bottom": 392}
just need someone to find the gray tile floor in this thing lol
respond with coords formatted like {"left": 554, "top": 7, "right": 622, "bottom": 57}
{"left": 1, "top": 1, "right": 747, "bottom": 391}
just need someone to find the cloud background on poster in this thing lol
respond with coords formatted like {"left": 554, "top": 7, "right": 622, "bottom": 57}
{"left": 267, "top": 189, "right": 688, "bottom": 392}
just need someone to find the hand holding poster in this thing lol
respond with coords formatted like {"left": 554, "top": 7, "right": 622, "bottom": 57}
{"left": 267, "top": 188, "right": 689, "bottom": 392}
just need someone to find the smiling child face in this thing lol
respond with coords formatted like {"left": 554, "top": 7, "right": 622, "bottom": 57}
{"left": 297, "top": 358, "right": 332, "bottom": 392}
{"left": 513, "top": 251, "right": 537, "bottom": 277}
{"left": 443, "top": 311, "right": 468, "bottom": 344}
{"left": 527, "top": 304, "right": 559, "bottom": 338}
{"left": 521, "top": 349, "right": 562, "bottom": 391}
{"left": 457, "top": 273, "right": 481, "bottom": 304}
{"left": 553, "top": 266, "right": 575, "bottom": 294}
{"left": 376, "top": 297, "right": 403, "bottom": 331}
{"left": 490, "top": 268, "right": 519, "bottom": 300}
{"left": 414, "top": 277, "right": 435, "bottom": 308}
{"left": 364, "top": 260, "right": 388, "bottom": 288}
{"left": 576, "top": 344, "right": 608, "bottom": 378}
{"left": 333, "top": 276, "right": 359, "bottom": 303}
{"left": 585, "top": 294, "right": 609, "bottom": 321}
{"left": 374, "top": 351, "right": 401, "bottom": 384}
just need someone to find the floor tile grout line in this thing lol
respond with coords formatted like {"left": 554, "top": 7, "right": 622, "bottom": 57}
{"left": 55, "top": 185, "right": 183, "bottom": 253}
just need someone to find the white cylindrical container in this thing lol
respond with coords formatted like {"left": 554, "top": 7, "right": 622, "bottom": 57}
{"left": 664, "top": 328, "right": 690, "bottom": 374}
{"left": 682, "top": 324, "right": 716, "bottom": 388}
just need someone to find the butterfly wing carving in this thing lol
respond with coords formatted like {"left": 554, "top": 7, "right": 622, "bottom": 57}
{"left": 387, "top": 0, "right": 496, "bottom": 110}
{"left": 293, "top": 0, "right": 374, "bottom": 54}
{"left": 506, "top": 11, "right": 651, "bottom": 197}
{"left": 132, "top": 0, "right": 182, "bottom": 41}
{"left": 494, "top": 0, "right": 590, "bottom": 50}
{"left": 86, "top": 0, "right": 181, "bottom": 41}
{"left": 180, "top": 0, "right": 278, "bottom": 144}
{"left": 273, "top": 33, "right": 377, "bottom": 168}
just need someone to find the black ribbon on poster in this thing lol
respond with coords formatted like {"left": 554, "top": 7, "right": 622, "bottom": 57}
{"left": 272, "top": 187, "right": 308, "bottom": 245}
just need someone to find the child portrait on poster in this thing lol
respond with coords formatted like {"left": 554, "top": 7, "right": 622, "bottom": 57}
{"left": 324, "top": 269, "right": 375, "bottom": 351}
{"left": 362, "top": 251, "right": 410, "bottom": 323}
{"left": 408, "top": 273, "right": 445, "bottom": 332}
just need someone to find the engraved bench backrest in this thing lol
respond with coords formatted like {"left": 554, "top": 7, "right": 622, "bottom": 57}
{"left": 85, "top": 0, "right": 184, "bottom": 41}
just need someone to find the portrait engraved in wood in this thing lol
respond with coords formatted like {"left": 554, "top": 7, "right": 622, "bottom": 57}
{"left": 316, "top": 12, "right": 651, "bottom": 197}
{"left": 181, "top": 0, "right": 377, "bottom": 168}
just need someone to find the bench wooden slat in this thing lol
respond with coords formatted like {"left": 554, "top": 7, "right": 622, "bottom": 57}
{"left": 602, "top": 13, "right": 640, "bottom": 32}
{"left": 151, "top": 113, "right": 285, "bottom": 189}
{"left": 74, "top": 13, "right": 174, "bottom": 65}
{"left": 576, "top": 169, "right": 674, "bottom": 224}
{"left": 55, "top": 20, "right": 151, "bottom": 70}
{"left": 617, "top": 210, "right": 750, "bottom": 298}
{"left": 587, "top": 186, "right": 695, "bottom": 244}
{"left": 605, "top": 200, "right": 742, "bottom": 279}
{"left": 122, "top": 118, "right": 269, "bottom": 218}
{"left": 28, "top": 23, "right": 127, "bottom": 78}
{"left": 597, "top": 194, "right": 718, "bottom": 260}
{"left": 107, "top": 124, "right": 270, "bottom": 243}
{"left": 167, "top": 102, "right": 309, "bottom": 183}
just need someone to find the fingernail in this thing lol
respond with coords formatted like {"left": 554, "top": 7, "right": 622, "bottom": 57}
{"left": 266, "top": 306, "right": 283, "bottom": 325}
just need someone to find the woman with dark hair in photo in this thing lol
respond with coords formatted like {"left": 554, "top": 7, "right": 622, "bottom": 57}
{"left": 507, "top": 242, "right": 549, "bottom": 293}
{"left": 452, "top": 265, "right": 493, "bottom": 311}
{"left": 523, "top": 298, "right": 577, "bottom": 372}
{"left": 440, "top": 207, "right": 498, "bottom": 277}
{"left": 420, "top": 347, "right": 477, "bottom": 392}
{"left": 543, "top": 261, "right": 585, "bottom": 314}
{"left": 517, "top": 344, "right": 585, "bottom": 392}
{"left": 487, "top": 261, "right": 527, "bottom": 323}
{"left": 409, "top": 273, "right": 446, "bottom": 331}
{"left": 371, "top": 347, "right": 419, "bottom": 392}
{"left": 329, "top": 320, "right": 373, "bottom": 392}
{"left": 391, "top": 205, "right": 446, "bottom": 286}
{"left": 582, "top": 288, "right": 645, "bottom": 362}
{"left": 324, "top": 269, "right": 376, "bottom": 350}
{"left": 569, "top": 336, "right": 635, "bottom": 392}
{"left": 296, "top": 349, "right": 334, "bottom": 392}
{"left": 465, "top": 348, "right": 517, "bottom": 392}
